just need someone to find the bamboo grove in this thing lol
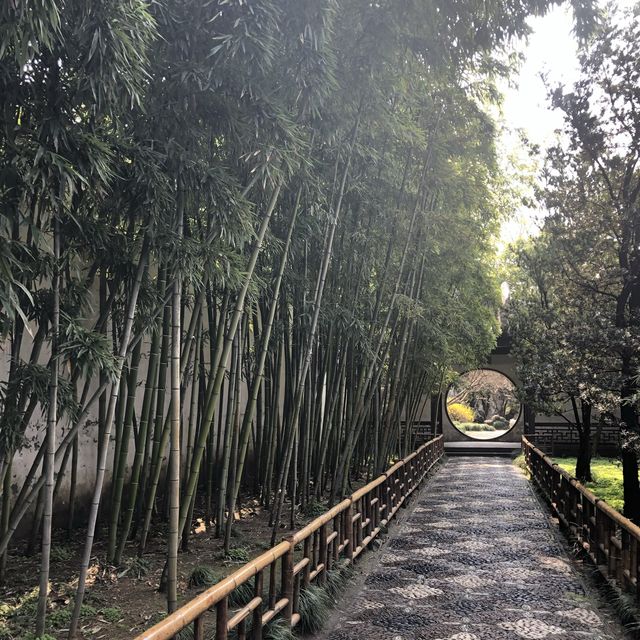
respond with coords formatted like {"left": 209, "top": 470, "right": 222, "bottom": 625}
{"left": 0, "top": 0, "right": 595, "bottom": 636}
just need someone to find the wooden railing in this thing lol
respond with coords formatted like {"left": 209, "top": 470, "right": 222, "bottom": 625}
{"left": 135, "top": 435, "right": 444, "bottom": 640}
{"left": 523, "top": 436, "right": 640, "bottom": 603}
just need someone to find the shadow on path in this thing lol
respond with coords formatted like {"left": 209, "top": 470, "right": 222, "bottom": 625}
{"left": 320, "top": 456, "right": 630, "bottom": 640}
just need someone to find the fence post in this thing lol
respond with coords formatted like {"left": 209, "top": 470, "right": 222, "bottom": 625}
{"left": 381, "top": 479, "right": 389, "bottom": 525}
{"left": 194, "top": 616, "right": 205, "bottom": 640}
{"left": 372, "top": 485, "right": 379, "bottom": 532}
{"left": 636, "top": 538, "right": 640, "bottom": 605}
{"left": 345, "top": 500, "right": 354, "bottom": 563}
{"left": 319, "top": 523, "right": 328, "bottom": 583}
{"left": 303, "top": 536, "right": 311, "bottom": 588}
{"left": 216, "top": 598, "right": 228, "bottom": 640}
{"left": 282, "top": 537, "right": 295, "bottom": 626}
{"left": 401, "top": 463, "right": 408, "bottom": 506}
{"left": 621, "top": 530, "right": 630, "bottom": 587}
{"left": 252, "top": 571, "right": 263, "bottom": 640}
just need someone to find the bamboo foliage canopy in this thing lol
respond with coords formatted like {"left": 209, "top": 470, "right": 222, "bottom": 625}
{"left": 0, "top": 0, "right": 599, "bottom": 637}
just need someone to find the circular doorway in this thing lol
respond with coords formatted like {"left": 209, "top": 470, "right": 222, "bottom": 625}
{"left": 445, "top": 369, "right": 520, "bottom": 440}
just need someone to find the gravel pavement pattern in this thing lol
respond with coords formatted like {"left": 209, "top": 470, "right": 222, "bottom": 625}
{"left": 322, "top": 457, "right": 629, "bottom": 640}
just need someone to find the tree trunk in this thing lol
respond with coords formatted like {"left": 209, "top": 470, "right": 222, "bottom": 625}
{"left": 620, "top": 350, "right": 640, "bottom": 523}
{"left": 575, "top": 401, "right": 592, "bottom": 483}
{"left": 523, "top": 404, "right": 536, "bottom": 436}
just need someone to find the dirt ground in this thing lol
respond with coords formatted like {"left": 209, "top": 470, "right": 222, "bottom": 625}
{"left": 0, "top": 498, "right": 317, "bottom": 640}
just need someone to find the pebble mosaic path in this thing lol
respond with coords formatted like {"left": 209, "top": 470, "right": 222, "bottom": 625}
{"left": 323, "top": 457, "right": 629, "bottom": 640}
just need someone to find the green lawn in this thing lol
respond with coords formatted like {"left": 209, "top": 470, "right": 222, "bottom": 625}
{"left": 554, "top": 457, "right": 624, "bottom": 512}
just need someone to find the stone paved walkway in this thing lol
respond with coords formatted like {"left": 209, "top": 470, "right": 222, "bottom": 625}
{"left": 323, "top": 457, "right": 629, "bottom": 640}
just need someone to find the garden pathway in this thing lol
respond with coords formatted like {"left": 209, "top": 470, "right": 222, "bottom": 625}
{"left": 321, "top": 457, "right": 629, "bottom": 640}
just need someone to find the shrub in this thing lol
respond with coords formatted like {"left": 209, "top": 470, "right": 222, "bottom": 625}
{"left": 223, "top": 546, "right": 250, "bottom": 564}
{"left": 297, "top": 585, "right": 331, "bottom": 634}
{"left": 174, "top": 628, "right": 194, "bottom": 640}
{"left": 189, "top": 567, "right": 254, "bottom": 608}
{"left": 302, "top": 500, "right": 326, "bottom": 518}
{"left": 228, "top": 581, "right": 254, "bottom": 608}
{"left": 513, "top": 454, "right": 528, "bottom": 473}
{"left": 457, "top": 422, "right": 495, "bottom": 432}
{"left": 447, "top": 402, "right": 474, "bottom": 423}
{"left": 324, "top": 562, "right": 354, "bottom": 602}
{"left": 50, "top": 545, "right": 73, "bottom": 562}
{"left": 120, "top": 556, "right": 151, "bottom": 579}
{"left": 263, "top": 619, "right": 295, "bottom": 640}
{"left": 47, "top": 608, "right": 72, "bottom": 628}
{"left": 188, "top": 565, "right": 219, "bottom": 588}
{"left": 100, "top": 607, "right": 123, "bottom": 623}
{"left": 48, "top": 604, "right": 97, "bottom": 628}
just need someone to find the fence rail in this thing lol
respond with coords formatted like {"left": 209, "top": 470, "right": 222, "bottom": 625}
{"left": 522, "top": 436, "right": 640, "bottom": 603}
{"left": 135, "top": 435, "right": 444, "bottom": 640}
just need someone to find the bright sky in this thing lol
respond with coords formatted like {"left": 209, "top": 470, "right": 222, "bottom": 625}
{"left": 498, "top": 4, "right": 578, "bottom": 244}
{"left": 503, "top": 6, "right": 577, "bottom": 150}
{"left": 499, "top": 1, "right": 635, "bottom": 244}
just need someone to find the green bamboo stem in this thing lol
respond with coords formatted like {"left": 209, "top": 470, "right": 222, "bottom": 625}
{"left": 177, "top": 181, "right": 282, "bottom": 538}
{"left": 167, "top": 260, "right": 182, "bottom": 612}
{"left": 223, "top": 186, "right": 301, "bottom": 548}
{"left": 36, "top": 214, "right": 60, "bottom": 636}
{"left": 114, "top": 309, "right": 162, "bottom": 564}
{"left": 107, "top": 340, "right": 142, "bottom": 563}
{"left": 270, "top": 109, "right": 361, "bottom": 541}
{"left": 68, "top": 234, "right": 151, "bottom": 639}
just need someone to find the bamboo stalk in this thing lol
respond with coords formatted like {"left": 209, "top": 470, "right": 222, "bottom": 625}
{"left": 36, "top": 214, "right": 60, "bottom": 636}
{"left": 69, "top": 234, "right": 151, "bottom": 639}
